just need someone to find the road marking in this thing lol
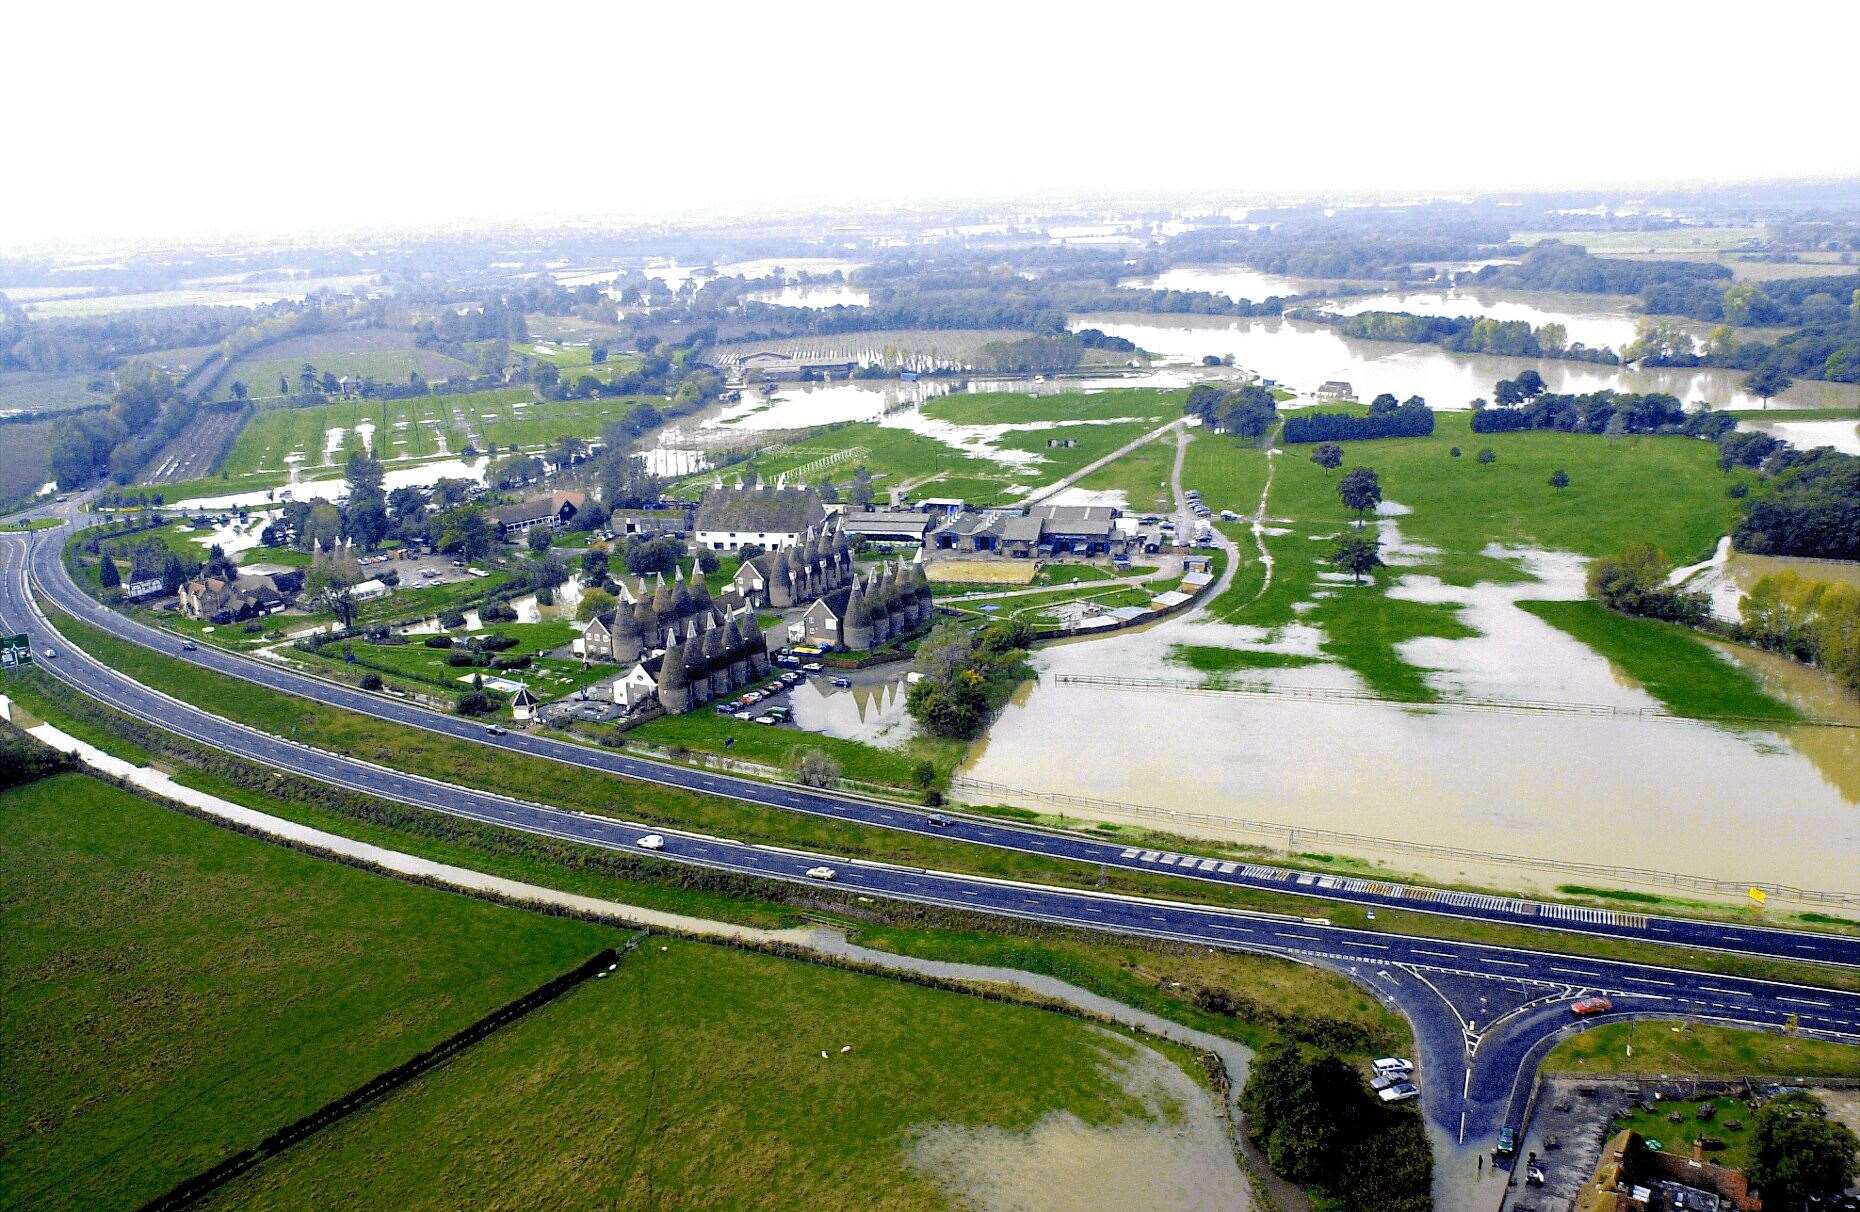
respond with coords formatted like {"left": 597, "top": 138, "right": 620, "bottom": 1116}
{"left": 1700, "top": 987, "right": 1749, "bottom": 997}
{"left": 1414, "top": 949, "right": 1457, "bottom": 959}
{"left": 1780, "top": 996, "right": 1833, "bottom": 1007}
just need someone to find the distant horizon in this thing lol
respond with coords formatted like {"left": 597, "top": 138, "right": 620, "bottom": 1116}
{"left": 6, "top": 173, "right": 1860, "bottom": 261}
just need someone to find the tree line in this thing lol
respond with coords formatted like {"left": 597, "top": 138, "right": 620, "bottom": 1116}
{"left": 1295, "top": 307, "right": 1620, "bottom": 363}
{"left": 1283, "top": 395, "right": 1434, "bottom": 443}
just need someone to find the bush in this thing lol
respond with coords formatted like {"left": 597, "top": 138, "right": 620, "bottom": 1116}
{"left": 478, "top": 633, "right": 519, "bottom": 652}
{"left": 791, "top": 749, "right": 842, "bottom": 788}
{"left": 445, "top": 651, "right": 478, "bottom": 667}
{"left": 423, "top": 635, "right": 454, "bottom": 648}
{"left": 358, "top": 673, "right": 384, "bottom": 691}
{"left": 439, "top": 610, "right": 466, "bottom": 628}
{"left": 490, "top": 655, "right": 532, "bottom": 671}
{"left": 455, "top": 690, "right": 496, "bottom": 715}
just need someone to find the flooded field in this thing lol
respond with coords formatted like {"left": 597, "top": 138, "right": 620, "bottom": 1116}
{"left": 1074, "top": 311, "right": 1860, "bottom": 411}
{"left": 963, "top": 549, "right": 1860, "bottom": 900}
{"left": 787, "top": 676, "right": 918, "bottom": 746}
{"left": 1739, "top": 416, "right": 1860, "bottom": 455}
{"left": 1325, "top": 286, "right": 1649, "bottom": 352}
{"left": 909, "top": 1031, "right": 1249, "bottom": 1212}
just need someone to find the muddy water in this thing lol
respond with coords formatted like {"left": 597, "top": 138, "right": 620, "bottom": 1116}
{"left": 1326, "top": 286, "right": 1649, "bottom": 352}
{"left": 963, "top": 546, "right": 1860, "bottom": 898}
{"left": 909, "top": 1030, "right": 1251, "bottom": 1212}
{"left": 1077, "top": 312, "right": 1860, "bottom": 411}
{"left": 787, "top": 677, "right": 919, "bottom": 746}
{"left": 1739, "top": 417, "right": 1860, "bottom": 456}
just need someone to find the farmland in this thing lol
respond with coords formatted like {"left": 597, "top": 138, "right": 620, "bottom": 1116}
{"left": 212, "top": 330, "right": 473, "bottom": 401}
{"left": 197, "top": 939, "right": 1208, "bottom": 1212}
{"left": 0, "top": 420, "right": 55, "bottom": 504}
{"left": 0, "top": 772, "right": 613, "bottom": 1212}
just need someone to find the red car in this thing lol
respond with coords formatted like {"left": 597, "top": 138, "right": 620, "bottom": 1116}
{"left": 1571, "top": 996, "right": 1613, "bottom": 1016}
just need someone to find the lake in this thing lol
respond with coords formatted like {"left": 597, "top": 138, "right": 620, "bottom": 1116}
{"left": 1073, "top": 311, "right": 1860, "bottom": 411}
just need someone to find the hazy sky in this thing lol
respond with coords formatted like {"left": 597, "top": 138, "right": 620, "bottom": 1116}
{"left": 8, "top": 0, "right": 1857, "bottom": 250}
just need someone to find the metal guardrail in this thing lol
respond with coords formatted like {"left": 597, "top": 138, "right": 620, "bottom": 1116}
{"left": 948, "top": 775, "right": 1860, "bottom": 909}
{"left": 1051, "top": 674, "right": 1860, "bottom": 730}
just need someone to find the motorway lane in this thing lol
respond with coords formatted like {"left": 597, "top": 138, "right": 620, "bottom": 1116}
{"left": 13, "top": 513, "right": 1860, "bottom": 974}
{"left": 6, "top": 524, "right": 1860, "bottom": 1144}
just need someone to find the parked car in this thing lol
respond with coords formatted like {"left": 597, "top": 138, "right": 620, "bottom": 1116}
{"left": 754, "top": 715, "right": 781, "bottom": 725}
{"left": 636, "top": 834, "right": 665, "bottom": 850}
{"left": 775, "top": 654, "right": 800, "bottom": 667}
{"left": 1374, "top": 1058, "right": 1415, "bottom": 1077}
{"left": 779, "top": 671, "right": 801, "bottom": 684}
{"left": 801, "top": 662, "right": 823, "bottom": 672}
{"left": 1378, "top": 1083, "right": 1419, "bottom": 1103}
{"left": 1371, "top": 1074, "right": 1402, "bottom": 1091}
{"left": 1571, "top": 996, "right": 1613, "bottom": 1016}
{"left": 763, "top": 706, "right": 792, "bottom": 722}
{"left": 830, "top": 676, "right": 853, "bottom": 688}
{"left": 715, "top": 702, "right": 738, "bottom": 714}
{"left": 1495, "top": 1127, "right": 1517, "bottom": 1155}
{"left": 733, "top": 710, "right": 753, "bottom": 720}
{"left": 804, "top": 866, "right": 837, "bottom": 880}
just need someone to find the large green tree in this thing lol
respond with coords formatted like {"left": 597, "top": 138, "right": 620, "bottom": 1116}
{"left": 1750, "top": 1092, "right": 1858, "bottom": 1211}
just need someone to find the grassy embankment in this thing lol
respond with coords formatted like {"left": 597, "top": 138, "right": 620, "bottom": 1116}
{"left": 0, "top": 772, "right": 614, "bottom": 1212}
{"left": 27, "top": 606, "right": 1860, "bottom": 996}
{"left": 298, "top": 619, "right": 613, "bottom": 701}
{"left": 1546, "top": 1020, "right": 1860, "bottom": 1080}
{"left": 199, "top": 938, "right": 1206, "bottom": 1211}
{"left": 1178, "top": 413, "right": 1779, "bottom": 710}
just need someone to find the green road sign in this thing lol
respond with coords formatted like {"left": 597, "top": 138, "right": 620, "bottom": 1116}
{"left": 0, "top": 633, "right": 30, "bottom": 669}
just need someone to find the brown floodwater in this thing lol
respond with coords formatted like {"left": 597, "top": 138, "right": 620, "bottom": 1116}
{"left": 961, "top": 543, "right": 1860, "bottom": 901}
{"left": 908, "top": 1030, "right": 1250, "bottom": 1212}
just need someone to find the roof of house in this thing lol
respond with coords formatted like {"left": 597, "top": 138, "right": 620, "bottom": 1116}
{"left": 839, "top": 511, "right": 931, "bottom": 536}
{"left": 1031, "top": 505, "right": 1117, "bottom": 539}
{"left": 935, "top": 512, "right": 1007, "bottom": 539}
{"left": 485, "top": 490, "right": 584, "bottom": 526}
{"left": 1001, "top": 516, "right": 1045, "bottom": 542}
{"left": 693, "top": 486, "right": 827, "bottom": 535}
{"left": 805, "top": 587, "right": 854, "bottom": 621}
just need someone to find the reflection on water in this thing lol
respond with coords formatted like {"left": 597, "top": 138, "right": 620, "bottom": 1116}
{"left": 1717, "top": 641, "right": 1860, "bottom": 804}
{"left": 1076, "top": 312, "right": 1860, "bottom": 411}
{"left": 963, "top": 550, "right": 1860, "bottom": 896}
{"left": 788, "top": 677, "right": 918, "bottom": 746}
{"left": 1739, "top": 417, "right": 1860, "bottom": 456}
{"left": 1327, "top": 286, "right": 1646, "bottom": 352}
{"left": 745, "top": 283, "right": 870, "bottom": 309}
{"left": 1117, "top": 265, "right": 1333, "bottom": 302}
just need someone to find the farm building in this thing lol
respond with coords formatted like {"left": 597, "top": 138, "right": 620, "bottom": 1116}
{"left": 1316, "top": 379, "right": 1354, "bottom": 401}
{"left": 836, "top": 510, "right": 932, "bottom": 546}
{"left": 486, "top": 490, "right": 586, "bottom": 536}
{"left": 580, "top": 560, "right": 743, "bottom": 663}
{"left": 609, "top": 506, "right": 691, "bottom": 537}
{"left": 792, "top": 559, "right": 934, "bottom": 651}
{"left": 729, "top": 522, "right": 855, "bottom": 608}
{"left": 178, "top": 570, "right": 302, "bottom": 623}
{"left": 694, "top": 484, "right": 828, "bottom": 552}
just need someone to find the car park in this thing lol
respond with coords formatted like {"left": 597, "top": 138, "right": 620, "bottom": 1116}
{"left": 804, "top": 866, "right": 836, "bottom": 880}
{"left": 636, "top": 834, "right": 665, "bottom": 850}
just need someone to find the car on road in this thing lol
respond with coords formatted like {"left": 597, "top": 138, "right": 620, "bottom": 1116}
{"left": 1495, "top": 1127, "right": 1517, "bottom": 1155}
{"left": 804, "top": 865, "right": 836, "bottom": 880}
{"left": 830, "top": 676, "right": 853, "bottom": 688}
{"left": 1373, "top": 1057, "right": 1414, "bottom": 1077}
{"left": 42, "top": 647, "right": 56, "bottom": 659}
{"left": 181, "top": 640, "right": 198, "bottom": 651}
{"left": 636, "top": 834, "right": 665, "bottom": 850}
{"left": 1378, "top": 1082, "right": 1419, "bottom": 1103}
{"left": 926, "top": 815, "right": 951, "bottom": 827}
{"left": 485, "top": 724, "right": 507, "bottom": 736}
{"left": 1571, "top": 996, "right": 1613, "bottom": 1016}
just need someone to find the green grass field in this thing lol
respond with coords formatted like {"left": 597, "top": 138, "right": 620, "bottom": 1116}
{"left": 1178, "top": 428, "right": 1271, "bottom": 515}
{"left": 1545, "top": 1020, "right": 1860, "bottom": 1080}
{"left": 198, "top": 939, "right": 1189, "bottom": 1211}
{"left": 682, "top": 389, "right": 1177, "bottom": 506}
{"left": 0, "top": 772, "right": 613, "bottom": 1212}
{"left": 1072, "top": 430, "right": 1177, "bottom": 513}
{"left": 1518, "top": 600, "right": 1797, "bottom": 722}
{"left": 214, "top": 330, "right": 472, "bottom": 402}
{"left": 303, "top": 619, "right": 611, "bottom": 702}
{"left": 626, "top": 703, "right": 967, "bottom": 789}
